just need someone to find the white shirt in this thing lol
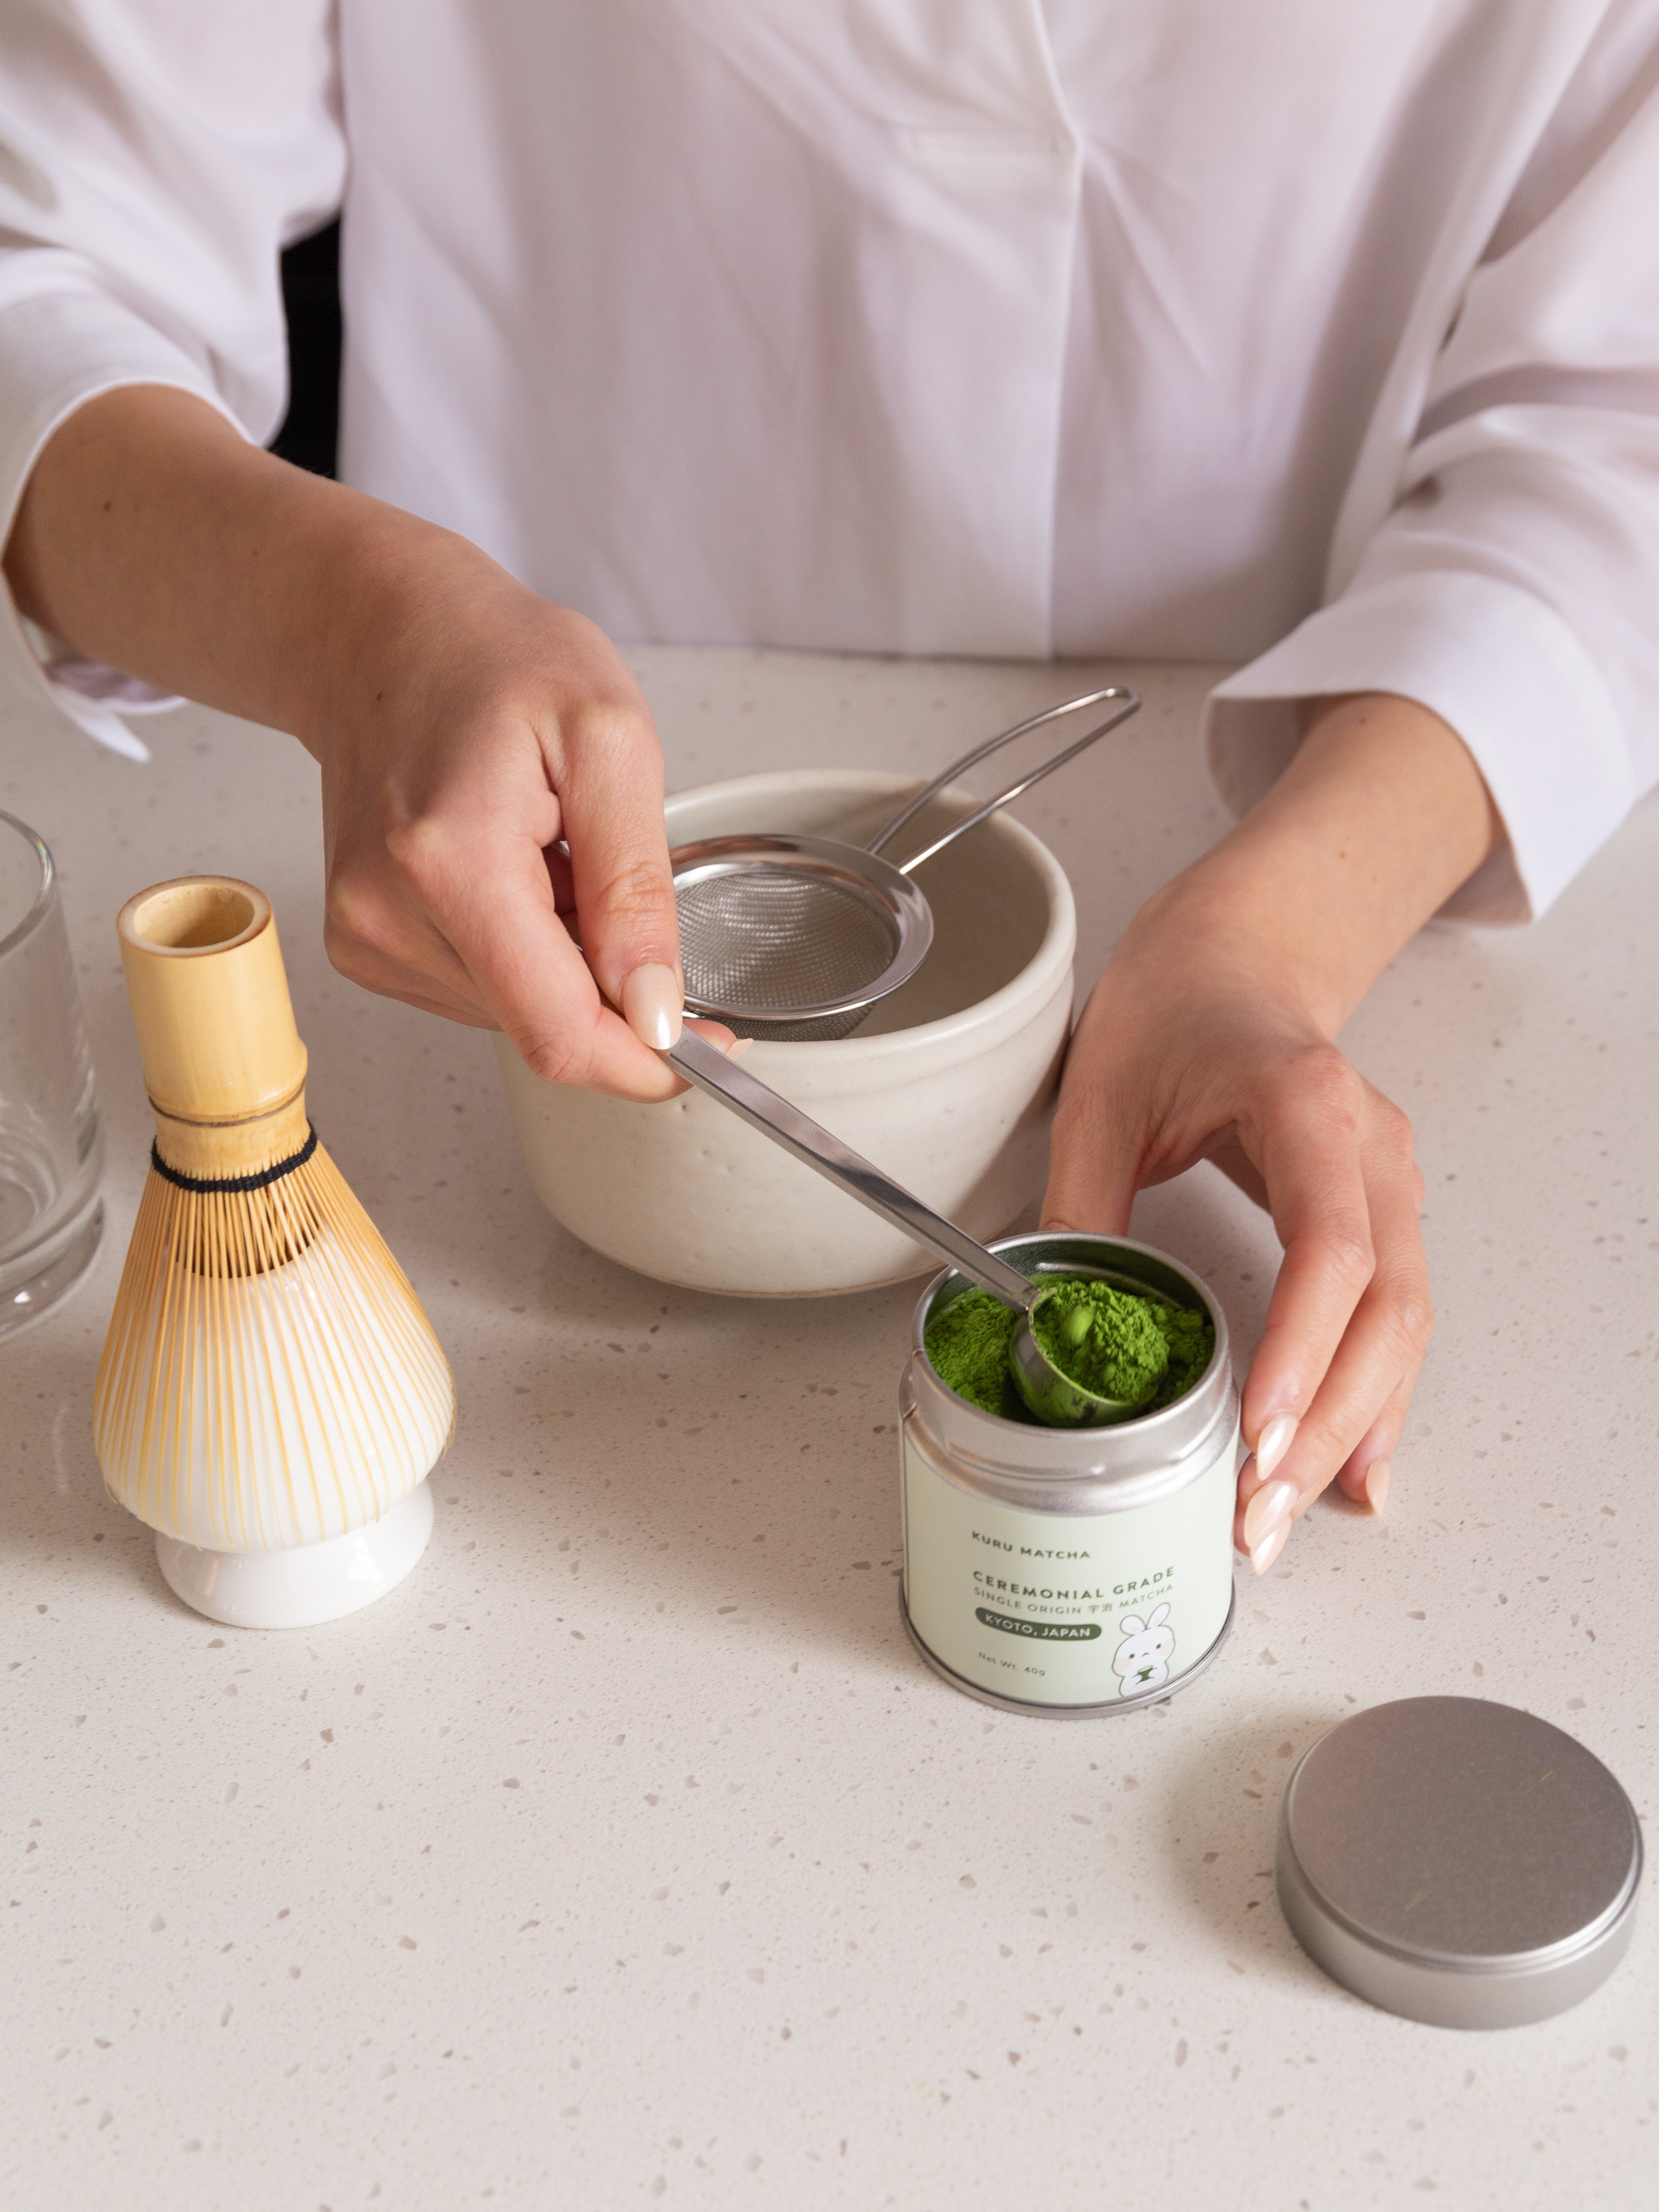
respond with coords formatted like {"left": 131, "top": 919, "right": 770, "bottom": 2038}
{"left": 4, "top": 2, "right": 1659, "bottom": 923}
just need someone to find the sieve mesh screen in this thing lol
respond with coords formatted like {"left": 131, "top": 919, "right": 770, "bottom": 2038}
{"left": 676, "top": 868, "right": 899, "bottom": 1018}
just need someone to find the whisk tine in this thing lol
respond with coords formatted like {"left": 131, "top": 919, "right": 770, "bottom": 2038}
{"left": 98, "top": 1128, "right": 455, "bottom": 1549}
{"left": 93, "top": 876, "right": 455, "bottom": 1559}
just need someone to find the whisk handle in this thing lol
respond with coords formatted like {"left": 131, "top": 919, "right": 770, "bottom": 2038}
{"left": 870, "top": 686, "right": 1141, "bottom": 875}
{"left": 667, "top": 1030, "right": 1035, "bottom": 1309}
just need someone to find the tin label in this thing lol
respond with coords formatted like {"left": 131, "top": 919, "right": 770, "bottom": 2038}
{"left": 902, "top": 1422, "right": 1239, "bottom": 1708}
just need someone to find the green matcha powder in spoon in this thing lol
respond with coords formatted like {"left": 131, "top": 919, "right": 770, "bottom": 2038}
{"left": 926, "top": 1275, "right": 1214, "bottom": 1426}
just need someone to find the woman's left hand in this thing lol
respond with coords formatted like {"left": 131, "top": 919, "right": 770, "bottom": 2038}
{"left": 1040, "top": 690, "right": 1499, "bottom": 1572}
{"left": 1042, "top": 909, "right": 1428, "bottom": 1572}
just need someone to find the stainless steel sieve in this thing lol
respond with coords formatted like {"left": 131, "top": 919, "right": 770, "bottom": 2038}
{"left": 670, "top": 686, "right": 1140, "bottom": 1042}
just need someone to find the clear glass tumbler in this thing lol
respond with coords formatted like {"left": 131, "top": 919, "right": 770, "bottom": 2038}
{"left": 0, "top": 812, "right": 104, "bottom": 1337}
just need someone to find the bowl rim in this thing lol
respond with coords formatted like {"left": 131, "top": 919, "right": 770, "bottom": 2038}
{"left": 663, "top": 766, "right": 1075, "bottom": 1066}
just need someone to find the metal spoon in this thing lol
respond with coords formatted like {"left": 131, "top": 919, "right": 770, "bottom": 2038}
{"left": 666, "top": 1029, "right": 1143, "bottom": 1426}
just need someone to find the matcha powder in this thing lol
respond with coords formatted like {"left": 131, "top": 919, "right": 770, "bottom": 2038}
{"left": 921, "top": 1287, "right": 1020, "bottom": 1418}
{"left": 924, "top": 1275, "right": 1214, "bottom": 1426}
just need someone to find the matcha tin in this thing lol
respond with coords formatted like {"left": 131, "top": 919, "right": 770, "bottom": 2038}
{"left": 900, "top": 1231, "right": 1239, "bottom": 1717}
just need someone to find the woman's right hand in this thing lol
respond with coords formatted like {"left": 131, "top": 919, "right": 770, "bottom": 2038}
{"left": 4, "top": 385, "right": 699, "bottom": 1100}
{"left": 309, "top": 548, "right": 693, "bottom": 1100}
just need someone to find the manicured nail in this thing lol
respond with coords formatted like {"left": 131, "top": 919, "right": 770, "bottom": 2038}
{"left": 621, "top": 963, "right": 682, "bottom": 1050}
{"left": 1255, "top": 1413, "right": 1299, "bottom": 1484}
{"left": 1364, "top": 1458, "right": 1390, "bottom": 1516}
{"left": 1242, "top": 1479, "right": 1297, "bottom": 1557}
{"left": 1250, "top": 1520, "right": 1290, "bottom": 1575}
{"left": 724, "top": 1037, "right": 753, "bottom": 1060}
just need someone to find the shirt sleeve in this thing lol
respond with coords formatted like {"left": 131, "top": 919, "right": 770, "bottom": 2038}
{"left": 0, "top": 2, "right": 344, "bottom": 755}
{"left": 1206, "top": 27, "right": 1659, "bottom": 926}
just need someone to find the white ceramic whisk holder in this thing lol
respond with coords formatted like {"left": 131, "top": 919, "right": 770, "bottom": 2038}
{"left": 152, "top": 1482, "right": 437, "bottom": 1630}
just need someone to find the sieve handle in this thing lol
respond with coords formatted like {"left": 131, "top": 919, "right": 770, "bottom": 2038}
{"left": 666, "top": 1030, "right": 1036, "bottom": 1309}
{"left": 868, "top": 686, "right": 1141, "bottom": 876}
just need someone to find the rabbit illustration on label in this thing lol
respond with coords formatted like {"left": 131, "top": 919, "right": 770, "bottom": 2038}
{"left": 1112, "top": 1604, "right": 1175, "bottom": 1696}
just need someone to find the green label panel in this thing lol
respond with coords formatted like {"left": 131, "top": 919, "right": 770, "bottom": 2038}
{"left": 902, "top": 1420, "right": 1238, "bottom": 1706}
{"left": 975, "top": 1608, "right": 1101, "bottom": 1642}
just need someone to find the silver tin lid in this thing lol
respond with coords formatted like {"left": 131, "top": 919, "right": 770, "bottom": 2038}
{"left": 1277, "top": 1697, "right": 1641, "bottom": 2030}
{"left": 905, "top": 1232, "right": 1238, "bottom": 1512}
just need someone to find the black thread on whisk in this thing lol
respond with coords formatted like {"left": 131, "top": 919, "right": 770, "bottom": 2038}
{"left": 149, "top": 1122, "right": 320, "bottom": 1195}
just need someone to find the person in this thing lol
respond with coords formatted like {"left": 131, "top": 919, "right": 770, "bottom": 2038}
{"left": 4, "top": 6, "right": 1657, "bottom": 1576}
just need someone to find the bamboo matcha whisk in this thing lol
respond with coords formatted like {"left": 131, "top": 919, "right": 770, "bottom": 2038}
{"left": 93, "top": 877, "right": 455, "bottom": 1585}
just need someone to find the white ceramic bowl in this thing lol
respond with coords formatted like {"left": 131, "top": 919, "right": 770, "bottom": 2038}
{"left": 495, "top": 768, "right": 1076, "bottom": 1295}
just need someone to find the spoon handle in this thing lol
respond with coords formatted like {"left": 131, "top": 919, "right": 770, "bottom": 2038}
{"left": 667, "top": 1030, "right": 1034, "bottom": 1309}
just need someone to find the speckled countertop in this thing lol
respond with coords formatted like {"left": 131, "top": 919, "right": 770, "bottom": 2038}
{"left": 2, "top": 651, "right": 1654, "bottom": 2210}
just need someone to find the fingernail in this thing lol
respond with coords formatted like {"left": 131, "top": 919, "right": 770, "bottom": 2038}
{"left": 724, "top": 1037, "right": 753, "bottom": 1060}
{"left": 1242, "top": 1478, "right": 1297, "bottom": 1556}
{"left": 1250, "top": 1520, "right": 1290, "bottom": 1576}
{"left": 1364, "top": 1458, "right": 1390, "bottom": 1516}
{"left": 621, "top": 963, "right": 682, "bottom": 1050}
{"left": 1255, "top": 1413, "right": 1299, "bottom": 1484}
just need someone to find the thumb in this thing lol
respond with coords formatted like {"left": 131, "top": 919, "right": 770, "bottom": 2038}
{"left": 555, "top": 707, "right": 684, "bottom": 1050}
{"left": 1040, "top": 1072, "right": 1141, "bottom": 1234}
